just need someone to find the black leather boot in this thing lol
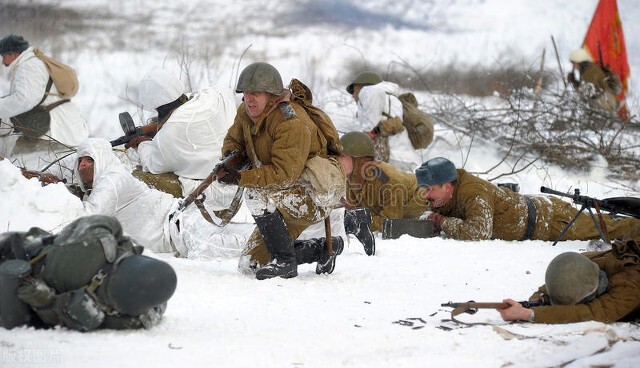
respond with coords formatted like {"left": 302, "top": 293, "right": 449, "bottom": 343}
{"left": 253, "top": 211, "right": 297, "bottom": 280}
{"left": 294, "top": 237, "right": 344, "bottom": 275}
{"left": 344, "top": 208, "right": 375, "bottom": 256}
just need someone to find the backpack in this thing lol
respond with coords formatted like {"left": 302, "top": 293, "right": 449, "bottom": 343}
{"left": 33, "top": 48, "right": 79, "bottom": 98}
{"left": 289, "top": 78, "right": 343, "bottom": 156}
{"left": 396, "top": 92, "right": 434, "bottom": 150}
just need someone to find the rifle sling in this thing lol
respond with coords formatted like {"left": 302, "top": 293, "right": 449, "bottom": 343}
{"left": 194, "top": 198, "right": 221, "bottom": 226}
{"left": 36, "top": 78, "right": 71, "bottom": 111}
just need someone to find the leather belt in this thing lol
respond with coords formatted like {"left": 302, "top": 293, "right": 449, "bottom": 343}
{"left": 522, "top": 197, "right": 537, "bottom": 240}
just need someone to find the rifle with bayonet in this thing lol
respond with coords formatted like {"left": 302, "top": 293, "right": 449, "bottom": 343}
{"left": 110, "top": 112, "right": 160, "bottom": 147}
{"left": 540, "top": 186, "right": 640, "bottom": 245}
{"left": 441, "top": 300, "right": 546, "bottom": 325}
{"left": 178, "top": 150, "right": 250, "bottom": 212}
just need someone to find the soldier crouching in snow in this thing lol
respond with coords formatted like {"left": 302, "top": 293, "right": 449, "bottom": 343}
{"left": 219, "top": 62, "right": 346, "bottom": 280}
{"left": 0, "top": 215, "right": 177, "bottom": 331}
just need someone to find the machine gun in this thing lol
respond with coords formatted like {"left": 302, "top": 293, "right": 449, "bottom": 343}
{"left": 541, "top": 186, "right": 640, "bottom": 245}
{"left": 110, "top": 112, "right": 160, "bottom": 147}
{"left": 441, "top": 300, "right": 546, "bottom": 325}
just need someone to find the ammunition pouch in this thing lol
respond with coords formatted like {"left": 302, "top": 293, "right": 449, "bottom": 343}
{"left": 382, "top": 219, "right": 434, "bottom": 239}
{"left": 55, "top": 289, "right": 105, "bottom": 331}
{"left": 11, "top": 105, "right": 52, "bottom": 139}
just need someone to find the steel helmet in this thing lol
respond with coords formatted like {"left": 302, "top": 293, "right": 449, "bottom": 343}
{"left": 340, "top": 131, "right": 375, "bottom": 158}
{"left": 97, "top": 255, "right": 177, "bottom": 316}
{"left": 569, "top": 48, "right": 592, "bottom": 63}
{"left": 236, "top": 62, "right": 285, "bottom": 95}
{"left": 545, "top": 252, "right": 600, "bottom": 305}
{"left": 346, "top": 71, "right": 383, "bottom": 94}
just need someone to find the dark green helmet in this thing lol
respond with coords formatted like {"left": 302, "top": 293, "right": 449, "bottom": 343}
{"left": 236, "top": 62, "right": 285, "bottom": 95}
{"left": 545, "top": 252, "right": 600, "bottom": 305}
{"left": 340, "top": 131, "right": 375, "bottom": 158}
{"left": 97, "top": 255, "right": 177, "bottom": 316}
{"left": 346, "top": 71, "right": 383, "bottom": 94}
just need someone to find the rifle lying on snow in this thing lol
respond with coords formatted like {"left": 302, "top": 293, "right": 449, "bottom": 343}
{"left": 441, "top": 300, "right": 546, "bottom": 325}
{"left": 110, "top": 112, "right": 160, "bottom": 147}
{"left": 178, "top": 150, "right": 249, "bottom": 212}
{"left": 540, "top": 186, "right": 640, "bottom": 245}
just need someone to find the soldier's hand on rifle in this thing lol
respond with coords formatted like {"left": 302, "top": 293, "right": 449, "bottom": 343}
{"left": 424, "top": 211, "right": 445, "bottom": 231}
{"left": 217, "top": 165, "right": 241, "bottom": 185}
{"left": 125, "top": 135, "right": 152, "bottom": 149}
{"left": 498, "top": 298, "right": 534, "bottom": 322}
{"left": 21, "top": 168, "right": 62, "bottom": 185}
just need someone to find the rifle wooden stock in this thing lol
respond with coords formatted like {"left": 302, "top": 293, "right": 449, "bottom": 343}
{"left": 20, "top": 168, "right": 62, "bottom": 185}
{"left": 178, "top": 151, "right": 248, "bottom": 211}
{"left": 441, "top": 300, "right": 544, "bottom": 318}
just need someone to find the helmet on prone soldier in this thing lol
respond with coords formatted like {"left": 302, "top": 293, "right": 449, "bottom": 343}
{"left": 96, "top": 255, "right": 177, "bottom": 316}
{"left": 340, "top": 131, "right": 375, "bottom": 158}
{"left": 545, "top": 252, "right": 601, "bottom": 305}
{"left": 236, "top": 62, "right": 285, "bottom": 96}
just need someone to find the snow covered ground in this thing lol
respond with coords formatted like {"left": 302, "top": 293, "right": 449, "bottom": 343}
{"left": 1, "top": 0, "right": 639, "bottom": 367}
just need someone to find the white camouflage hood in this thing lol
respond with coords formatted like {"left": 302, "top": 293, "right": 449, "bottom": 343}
{"left": 74, "top": 138, "right": 124, "bottom": 192}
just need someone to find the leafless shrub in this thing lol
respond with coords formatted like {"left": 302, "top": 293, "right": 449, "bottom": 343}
{"left": 431, "top": 87, "right": 640, "bottom": 181}
{"left": 344, "top": 60, "right": 554, "bottom": 96}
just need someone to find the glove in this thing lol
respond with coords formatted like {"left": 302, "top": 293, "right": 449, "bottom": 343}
{"left": 17, "top": 277, "right": 57, "bottom": 308}
{"left": 217, "top": 165, "right": 241, "bottom": 185}
{"left": 125, "top": 135, "right": 152, "bottom": 149}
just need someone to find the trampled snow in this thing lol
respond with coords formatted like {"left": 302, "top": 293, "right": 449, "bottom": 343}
{"left": 1, "top": 0, "right": 639, "bottom": 367}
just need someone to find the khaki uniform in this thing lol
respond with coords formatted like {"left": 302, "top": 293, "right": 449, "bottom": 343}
{"left": 346, "top": 160, "right": 429, "bottom": 232}
{"left": 572, "top": 61, "right": 622, "bottom": 113}
{"left": 222, "top": 98, "right": 344, "bottom": 267}
{"left": 435, "top": 169, "right": 638, "bottom": 241}
{"left": 532, "top": 250, "right": 640, "bottom": 323}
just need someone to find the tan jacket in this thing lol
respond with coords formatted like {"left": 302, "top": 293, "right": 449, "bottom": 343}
{"left": 346, "top": 160, "right": 428, "bottom": 232}
{"left": 532, "top": 250, "right": 640, "bottom": 324}
{"left": 222, "top": 99, "right": 328, "bottom": 188}
{"left": 436, "top": 169, "right": 638, "bottom": 241}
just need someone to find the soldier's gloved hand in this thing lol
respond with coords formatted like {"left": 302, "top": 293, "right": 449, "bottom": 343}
{"left": 426, "top": 212, "right": 445, "bottom": 231}
{"left": 125, "top": 136, "right": 152, "bottom": 149}
{"left": 217, "top": 165, "right": 240, "bottom": 185}
{"left": 17, "top": 277, "right": 57, "bottom": 308}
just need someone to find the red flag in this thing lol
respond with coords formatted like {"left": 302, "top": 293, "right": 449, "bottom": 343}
{"left": 582, "top": 0, "right": 630, "bottom": 120}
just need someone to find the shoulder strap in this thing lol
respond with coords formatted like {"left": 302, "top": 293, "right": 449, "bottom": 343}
{"left": 34, "top": 78, "right": 53, "bottom": 108}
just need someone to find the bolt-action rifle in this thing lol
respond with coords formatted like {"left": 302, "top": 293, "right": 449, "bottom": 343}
{"left": 110, "top": 112, "right": 160, "bottom": 147}
{"left": 441, "top": 300, "right": 546, "bottom": 325}
{"left": 540, "top": 186, "right": 640, "bottom": 245}
{"left": 178, "top": 150, "right": 250, "bottom": 212}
